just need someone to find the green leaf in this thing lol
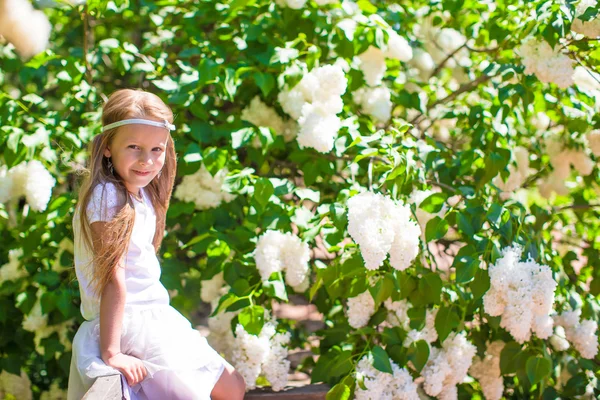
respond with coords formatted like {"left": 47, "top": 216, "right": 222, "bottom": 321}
{"left": 526, "top": 356, "right": 551, "bottom": 386}
{"left": 419, "top": 193, "right": 447, "bottom": 214}
{"left": 408, "top": 307, "right": 426, "bottom": 330}
{"left": 471, "top": 268, "right": 490, "bottom": 300}
{"left": 500, "top": 342, "right": 522, "bottom": 375}
{"left": 253, "top": 72, "right": 275, "bottom": 97}
{"left": 368, "top": 274, "right": 394, "bottom": 308}
{"left": 456, "top": 258, "right": 479, "bottom": 284}
{"left": 425, "top": 216, "right": 449, "bottom": 242}
{"left": 435, "top": 305, "right": 461, "bottom": 342}
{"left": 326, "top": 377, "right": 353, "bottom": 400}
{"left": 263, "top": 278, "right": 288, "bottom": 301}
{"left": 238, "top": 305, "right": 265, "bottom": 335}
{"left": 418, "top": 273, "right": 443, "bottom": 305}
{"left": 253, "top": 178, "right": 274, "bottom": 210}
{"left": 407, "top": 340, "right": 429, "bottom": 373}
{"left": 372, "top": 345, "right": 393, "bottom": 374}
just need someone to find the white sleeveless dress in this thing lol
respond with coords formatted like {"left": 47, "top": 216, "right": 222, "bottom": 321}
{"left": 67, "top": 182, "right": 228, "bottom": 400}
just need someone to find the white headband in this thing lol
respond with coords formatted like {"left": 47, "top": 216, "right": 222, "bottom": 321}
{"left": 102, "top": 118, "right": 176, "bottom": 132}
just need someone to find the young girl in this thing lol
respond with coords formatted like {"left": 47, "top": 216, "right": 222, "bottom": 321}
{"left": 67, "top": 89, "right": 245, "bottom": 400}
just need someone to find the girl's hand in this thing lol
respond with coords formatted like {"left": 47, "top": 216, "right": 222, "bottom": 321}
{"left": 105, "top": 352, "right": 148, "bottom": 387}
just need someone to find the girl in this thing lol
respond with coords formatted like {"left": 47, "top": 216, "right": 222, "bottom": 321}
{"left": 67, "top": 89, "right": 245, "bottom": 400}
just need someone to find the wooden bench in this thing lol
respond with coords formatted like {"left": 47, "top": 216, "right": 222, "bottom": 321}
{"left": 82, "top": 374, "right": 330, "bottom": 399}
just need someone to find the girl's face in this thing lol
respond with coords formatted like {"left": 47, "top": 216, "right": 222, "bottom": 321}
{"left": 104, "top": 123, "right": 170, "bottom": 196}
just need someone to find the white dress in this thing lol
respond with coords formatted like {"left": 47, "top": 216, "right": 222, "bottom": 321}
{"left": 68, "top": 182, "right": 227, "bottom": 400}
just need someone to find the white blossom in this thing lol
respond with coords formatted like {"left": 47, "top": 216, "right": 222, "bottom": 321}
{"left": 404, "top": 308, "right": 438, "bottom": 347}
{"left": 34, "top": 318, "right": 76, "bottom": 356}
{"left": 0, "top": 370, "right": 32, "bottom": 400}
{"left": 516, "top": 37, "right": 575, "bottom": 88}
{"left": 572, "top": 0, "right": 600, "bottom": 38}
{"left": 0, "top": 0, "right": 51, "bottom": 59}
{"left": 0, "top": 248, "right": 26, "bottom": 283}
{"left": 174, "top": 164, "right": 236, "bottom": 210}
{"left": 254, "top": 230, "right": 310, "bottom": 289}
{"left": 358, "top": 46, "right": 387, "bottom": 87}
{"left": 469, "top": 341, "right": 505, "bottom": 400}
{"left": 278, "top": 64, "right": 347, "bottom": 152}
{"left": 586, "top": 129, "right": 600, "bottom": 157}
{"left": 385, "top": 30, "right": 413, "bottom": 62}
{"left": 22, "top": 296, "right": 48, "bottom": 332}
{"left": 231, "top": 321, "right": 290, "bottom": 391}
{"left": 384, "top": 298, "right": 411, "bottom": 331}
{"left": 241, "top": 96, "right": 297, "bottom": 143}
{"left": 352, "top": 85, "right": 393, "bottom": 124}
{"left": 200, "top": 272, "right": 226, "bottom": 303}
{"left": 347, "top": 191, "right": 421, "bottom": 271}
{"left": 482, "top": 245, "right": 557, "bottom": 343}
{"left": 355, "top": 354, "right": 419, "bottom": 400}
{"left": 207, "top": 305, "right": 237, "bottom": 361}
{"left": 0, "top": 160, "right": 55, "bottom": 211}
{"left": 549, "top": 325, "right": 570, "bottom": 352}
{"left": 347, "top": 290, "right": 375, "bottom": 329}
{"left": 554, "top": 309, "right": 599, "bottom": 359}
{"left": 274, "top": 0, "right": 307, "bottom": 9}
{"left": 422, "top": 332, "right": 476, "bottom": 399}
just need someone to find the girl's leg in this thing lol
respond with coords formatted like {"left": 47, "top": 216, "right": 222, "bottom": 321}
{"left": 210, "top": 363, "right": 246, "bottom": 400}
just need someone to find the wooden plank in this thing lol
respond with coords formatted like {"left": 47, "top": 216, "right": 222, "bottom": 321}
{"left": 244, "top": 384, "right": 330, "bottom": 400}
{"left": 82, "top": 374, "right": 122, "bottom": 400}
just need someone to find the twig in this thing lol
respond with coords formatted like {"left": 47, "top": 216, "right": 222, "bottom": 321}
{"left": 429, "top": 43, "right": 467, "bottom": 79}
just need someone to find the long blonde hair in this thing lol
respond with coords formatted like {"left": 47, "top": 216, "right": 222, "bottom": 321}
{"left": 76, "top": 89, "right": 177, "bottom": 296}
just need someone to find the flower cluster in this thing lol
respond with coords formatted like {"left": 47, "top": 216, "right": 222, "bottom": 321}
{"left": 274, "top": 0, "right": 337, "bottom": 9}
{"left": 383, "top": 298, "right": 439, "bottom": 346}
{"left": 357, "top": 29, "right": 413, "bottom": 86}
{"left": 0, "top": 160, "right": 56, "bottom": 212}
{"left": 0, "top": 0, "right": 51, "bottom": 59}
{"left": 587, "top": 129, "right": 600, "bottom": 157}
{"left": 493, "top": 147, "right": 531, "bottom": 194}
{"left": 352, "top": 85, "right": 393, "bottom": 124}
{"left": 173, "top": 164, "right": 236, "bottom": 210}
{"left": 254, "top": 230, "right": 310, "bottom": 292}
{"left": 241, "top": 96, "right": 297, "bottom": 143}
{"left": 0, "top": 248, "right": 25, "bottom": 284}
{"left": 207, "top": 304, "right": 237, "bottom": 361}
{"left": 200, "top": 271, "right": 226, "bottom": 303}
{"left": 469, "top": 341, "right": 505, "bottom": 400}
{"left": 347, "top": 290, "right": 375, "bottom": 329}
{"left": 539, "top": 134, "right": 594, "bottom": 198}
{"left": 516, "top": 37, "right": 575, "bottom": 88}
{"left": 554, "top": 309, "right": 599, "bottom": 359}
{"left": 571, "top": 0, "right": 600, "bottom": 38}
{"left": 278, "top": 64, "right": 347, "bottom": 152}
{"left": 384, "top": 298, "right": 411, "bottom": 331}
{"left": 231, "top": 322, "right": 291, "bottom": 391}
{"left": 0, "top": 370, "right": 32, "bottom": 400}
{"left": 421, "top": 332, "right": 476, "bottom": 400}
{"left": 355, "top": 354, "right": 419, "bottom": 400}
{"left": 483, "top": 245, "right": 557, "bottom": 343}
{"left": 347, "top": 191, "right": 421, "bottom": 271}
{"left": 403, "top": 307, "right": 438, "bottom": 347}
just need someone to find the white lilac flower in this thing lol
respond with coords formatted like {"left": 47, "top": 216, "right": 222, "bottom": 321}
{"left": 347, "top": 191, "right": 420, "bottom": 271}
{"left": 469, "top": 341, "right": 505, "bottom": 400}
{"left": 200, "top": 271, "right": 226, "bottom": 303}
{"left": 403, "top": 308, "right": 438, "bottom": 347}
{"left": 358, "top": 46, "right": 387, "bottom": 87}
{"left": 385, "top": 30, "right": 413, "bottom": 62}
{"left": 421, "top": 332, "right": 476, "bottom": 399}
{"left": 0, "top": 161, "right": 56, "bottom": 211}
{"left": 572, "top": 0, "right": 600, "bottom": 38}
{"left": 516, "top": 37, "right": 575, "bottom": 88}
{"left": 573, "top": 66, "right": 600, "bottom": 105}
{"left": 0, "top": 0, "right": 51, "bottom": 59}
{"left": 384, "top": 298, "right": 411, "bottom": 331}
{"left": 241, "top": 96, "right": 297, "bottom": 143}
{"left": 254, "top": 230, "right": 310, "bottom": 289}
{"left": 174, "top": 164, "right": 236, "bottom": 210}
{"left": 0, "top": 370, "right": 33, "bottom": 400}
{"left": 493, "top": 147, "right": 531, "bottom": 194}
{"left": 482, "top": 245, "right": 557, "bottom": 343}
{"left": 231, "top": 322, "right": 290, "bottom": 391}
{"left": 554, "top": 309, "right": 599, "bottom": 359}
{"left": 352, "top": 85, "right": 393, "bottom": 124}
{"left": 278, "top": 64, "right": 347, "bottom": 152}
{"left": 207, "top": 304, "right": 237, "bottom": 361}
{"left": 347, "top": 290, "right": 376, "bottom": 329}
{"left": 410, "top": 48, "right": 436, "bottom": 80}
{"left": 34, "top": 318, "right": 76, "bottom": 356}
{"left": 51, "top": 238, "right": 74, "bottom": 273}
{"left": 355, "top": 354, "right": 419, "bottom": 400}
{"left": 0, "top": 248, "right": 26, "bottom": 283}
{"left": 296, "top": 103, "right": 342, "bottom": 153}
{"left": 23, "top": 160, "right": 56, "bottom": 211}
{"left": 549, "top": 325, "right": 570, "bottom": 352}
{"left": 587, "top": 129, "right": 600, "bottom": 157}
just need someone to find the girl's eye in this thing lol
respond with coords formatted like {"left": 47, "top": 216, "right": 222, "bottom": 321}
{"left": 128, "top": 145, "right": 140, "bottom": 150}
{"left": 153, "top": 148, "right": 164, "bottom": 152}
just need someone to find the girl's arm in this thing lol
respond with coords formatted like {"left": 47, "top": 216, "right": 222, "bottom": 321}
{"left": 91, "top": 221, "right": 147, "bottom": 386}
